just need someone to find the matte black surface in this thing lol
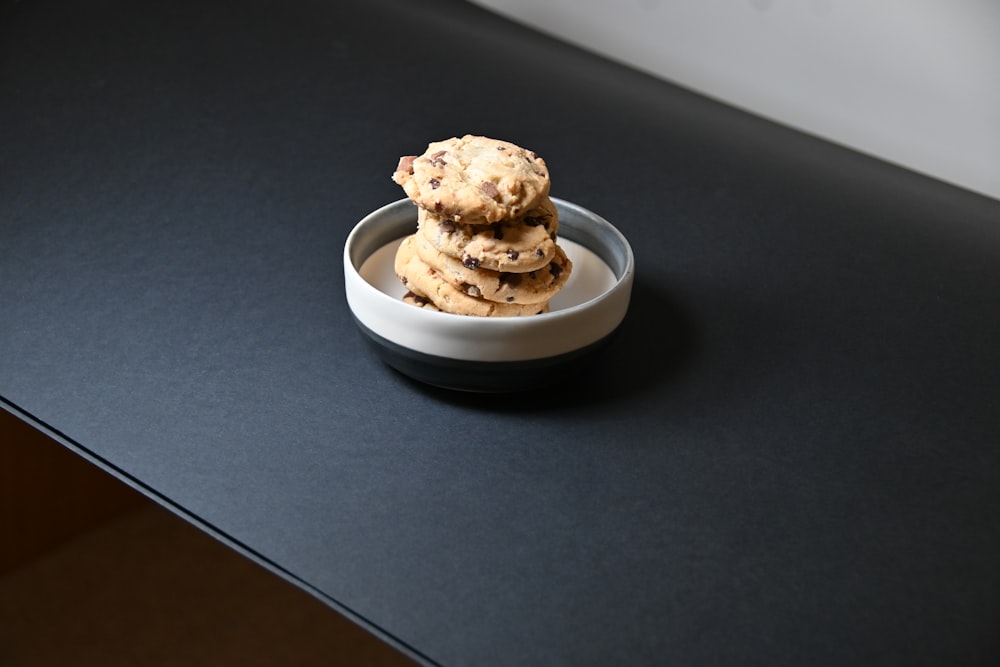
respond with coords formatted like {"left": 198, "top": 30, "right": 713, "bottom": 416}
{"left": 3, "top": 1, "right": 1000, "bottom": 665}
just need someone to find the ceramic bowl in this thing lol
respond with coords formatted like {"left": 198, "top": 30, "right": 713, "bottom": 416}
{"left": 344, "top": 197, "right": 634, "bottom": 392}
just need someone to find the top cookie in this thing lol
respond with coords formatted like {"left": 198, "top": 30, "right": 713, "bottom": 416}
{"left": 392, "top": 135, "right": 550, "bottom": 224}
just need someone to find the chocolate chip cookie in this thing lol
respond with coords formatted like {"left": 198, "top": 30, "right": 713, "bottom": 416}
{"left": 417, "top": 197, "right": 559, "bottom": 274}
{"left": 392, "top": 134, "right": 550, "bottom": 225}
{"left": 411, "top": 231, "right": 571, "bottom": 305}
{"left": 394, "top": 235, "right": 549, "bottom": 317}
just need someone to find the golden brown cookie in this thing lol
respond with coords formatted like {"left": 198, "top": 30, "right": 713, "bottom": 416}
{"left": 394, "top": 235, "right": 549, "bottom": 316}
{"left": 411, "top": 231, "right": 571, "bottom": 305}
{"left": 417, "top": 197, "right": 559, "bottom": 274}
{"left": 392, "top": 135, "right": 550, "bottom": 224}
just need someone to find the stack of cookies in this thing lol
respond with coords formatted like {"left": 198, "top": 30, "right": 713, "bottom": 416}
{"left": 391, "top": 135, "right": 572, "bottom": 316}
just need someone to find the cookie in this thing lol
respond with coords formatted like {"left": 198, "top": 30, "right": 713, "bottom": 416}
{"left": 395, "top": 235, "right": 549, "bottom": 317}
{"left": 417, "top": 197, "right": 559, "bottom": 274}
{"left": 411, "top": 230, "right": 571, "bottom": 305}
{"left": 392, "top": 135, "right": 550, "bottom": 224}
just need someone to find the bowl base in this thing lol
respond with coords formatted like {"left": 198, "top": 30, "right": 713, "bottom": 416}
{"left": 353, "top": 316, "right": 616, "bottom": 393}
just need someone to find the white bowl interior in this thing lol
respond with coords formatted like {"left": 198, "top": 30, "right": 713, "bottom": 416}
{"left": 344, "top": 198, "right": 634, "bottom": 362}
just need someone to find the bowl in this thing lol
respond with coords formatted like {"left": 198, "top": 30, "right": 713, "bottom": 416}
{"left": 343, "top": 197, "right": 634, "bottom": 392}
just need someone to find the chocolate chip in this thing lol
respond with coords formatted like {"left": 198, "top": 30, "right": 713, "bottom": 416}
{"left": 497, "top": 146, "right": 507, "bottom": 151}
{"left": 462, "top": 255, "right": 480, "bottom": 270}
{"left": 524, "top": 215, "right": 543, "bottom": 227}
{"left": 506, "top": 296, "right": 515, "bottom": 302}
{"left": 479, "top": 181, "right": 499, "bottom": 199}
{"left": 439, "top": 220, "right": 455, "bottom": 233}
{"left": 550, "top": 263, "right": 562, "bottom": 278}
{"left": 429, "top": 150, "right": 448, "bottom": 168}
{"left": 462, "top": 283, "right": 482, "bottom": 297}
{"left": 429, "top": 177, "right": 440, "bottom": 189}
{"left": 535, "top": 249, "right": 545, "bottom": 258}
{"left": 499, "top": 273, "right": 521, "bottom": 287}
{"left": 396, "top": 155, "right": 416, "bottom": 174}
{"left": 507, "top": 249, "right": 519, "bottom": 260}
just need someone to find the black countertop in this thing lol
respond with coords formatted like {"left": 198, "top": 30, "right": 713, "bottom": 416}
{"left": 3, "top": 1, "right": 999, "bottom": 665}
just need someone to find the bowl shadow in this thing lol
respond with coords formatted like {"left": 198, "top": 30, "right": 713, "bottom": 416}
{"left": 395, "top": 275, "right": 698, "bottom": 410}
